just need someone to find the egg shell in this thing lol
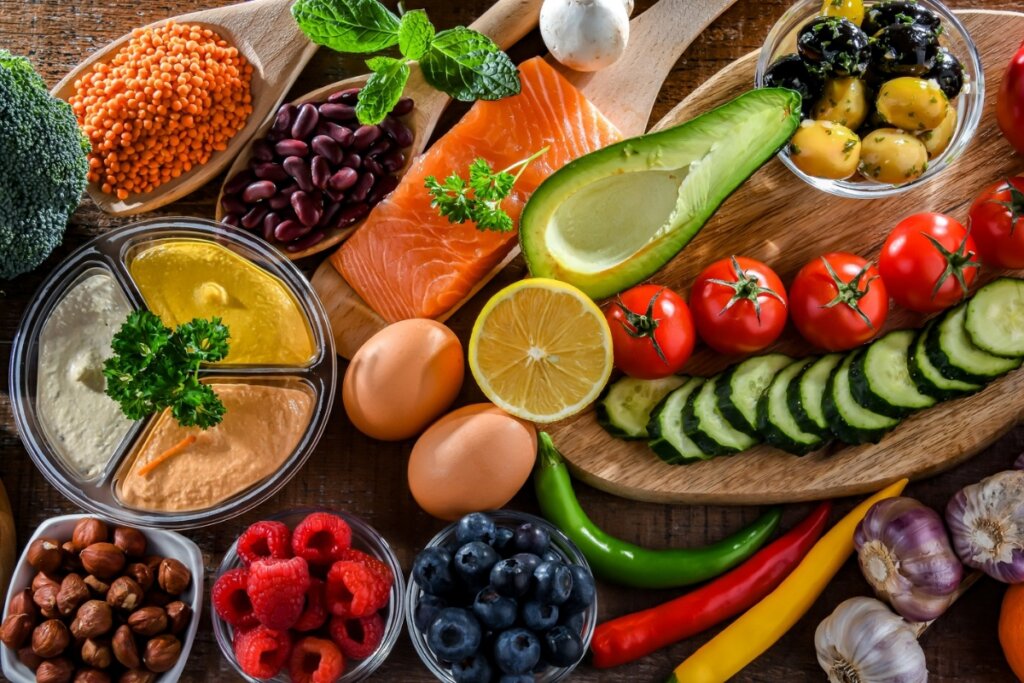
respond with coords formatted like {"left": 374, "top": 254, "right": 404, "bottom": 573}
{"left": 408, "top": 403, "right": 538, "bottom": 520}
{"left": 343, "top": 319, "right": 464, "bottom": 441}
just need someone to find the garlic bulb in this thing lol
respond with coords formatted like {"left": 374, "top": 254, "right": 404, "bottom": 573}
{"left": 946, "top": 469, "right": 1024, "bottom": 583}
{"left": 815, "top": 597, "right": 928, "bottom": 683}
{"left": 540, "top": 0, "right": 631, "bottom": 72}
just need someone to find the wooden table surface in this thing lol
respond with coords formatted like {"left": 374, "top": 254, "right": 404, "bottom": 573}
{"left": 2, "top": 0, "right": 1023, "bottom": 681}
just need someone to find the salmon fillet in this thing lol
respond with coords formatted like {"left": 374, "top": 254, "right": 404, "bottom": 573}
{"left": 331, "top": 57, "right": 621, "bottom": 322}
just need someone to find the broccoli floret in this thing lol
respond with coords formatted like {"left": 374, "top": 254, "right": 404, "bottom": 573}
{"left": 0, "top": 50, "right": 89, "bottom": 280}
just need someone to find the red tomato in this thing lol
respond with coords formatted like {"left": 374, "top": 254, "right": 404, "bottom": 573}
{"left": 878, "top": 212, "right": 979, "bottom": 313}
{"left": 604, "top": 285, "right": 695, "bottom": 379}
{"left": 998, "top": 39, "right": 1024, "bottom": 155}
{"left": 790, "top": 252, "right": 888, "bottom": 351}
{"left": 689, "top": 256, "right": 788, "bottom": 355}
{"left": 968, "top": 177, "right": 1024, "bottom": 269}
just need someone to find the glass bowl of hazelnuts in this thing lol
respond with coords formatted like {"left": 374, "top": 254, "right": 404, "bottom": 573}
{"left": 0, "top": 514, "right": 203, "bottom": 683}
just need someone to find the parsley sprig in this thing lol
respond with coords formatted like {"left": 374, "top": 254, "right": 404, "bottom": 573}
{"left": 425, "top": 147, "right": 549, "bottom": 232}
{"left": 103, "top": 311, "right": 230, "bottom": 429}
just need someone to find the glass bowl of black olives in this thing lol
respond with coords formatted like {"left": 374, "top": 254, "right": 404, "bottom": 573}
{"left": 755, "top": 0, "right": 982, "bottom": 198}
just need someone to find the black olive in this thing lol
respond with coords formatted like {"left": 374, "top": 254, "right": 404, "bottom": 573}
{"left": 797, "top": 16, "right": 870, "bottom": 78}
{"left": 926, "top": 47, "right": 965, "bottom": 100}
{"left": 869, "top": 23, "right": 938, "bottom": 77}
{"left": 763, "top": 54, "right": 826, "bottom": 116}
{"left": 861, "top": 0, "right": 942, "bottom": 37}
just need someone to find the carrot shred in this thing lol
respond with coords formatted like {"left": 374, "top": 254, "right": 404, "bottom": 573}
{"left": 136, "top": 434, "right": 197, "bottom": 477}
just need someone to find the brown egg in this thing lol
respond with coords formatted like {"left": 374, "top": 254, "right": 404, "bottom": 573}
{"left": 408, "top": 403, "right": 538, "bottom": 520}
{"left": 343, "top": 319, "right": 464, "bottom": 441}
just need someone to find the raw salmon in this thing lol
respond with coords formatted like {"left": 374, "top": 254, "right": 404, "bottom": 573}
{"left": 330, "top": 57, "right": 621, "bottom": 322}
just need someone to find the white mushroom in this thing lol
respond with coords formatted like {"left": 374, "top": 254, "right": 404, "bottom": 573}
{"left": 540, "top": 0, "right": 631, "bottom": 72}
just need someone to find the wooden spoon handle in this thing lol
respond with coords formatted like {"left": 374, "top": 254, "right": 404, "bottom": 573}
{"left": 469, "top": 0, "right": 544, "bottom": 50}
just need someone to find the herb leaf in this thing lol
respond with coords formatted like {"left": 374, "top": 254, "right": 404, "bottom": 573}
{"left": 291, "top": 0, "right": 401, "bottom": 53}
{"left": 356, "top": 56, "right": 411, "bottom": 125}
{"left": 420, "top": 27, "right": 521, "bottom": 101}
{"left": 398, "top": 9, "right": 434, "bottom": 61}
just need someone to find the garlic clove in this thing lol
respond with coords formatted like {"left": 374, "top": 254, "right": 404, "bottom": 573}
{"left": 540, "top": 0, "right": 631, "bottom": 72}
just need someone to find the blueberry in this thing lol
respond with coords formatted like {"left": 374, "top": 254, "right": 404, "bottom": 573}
{"left": 490, "top": 557, "right": 534, "bottom": 598}
{"left": 541, "top": 549, "right": 561, "bottom": 564}
{"left": 514, "top": 523, "right": 551, "bottom": 556}
{"left": 561, "top": 611, "right": 584, "bottom": 634}
{"left": 472, "top": 587, "right": 517, "bottom": 630}
{"left": 543, "top": 624, "right": 584, "bottom": 667}
{"left": 414, "top": 593, "right": 448, "bottom": 631}
{"left": 454, "top": 541, "right": 500, "bottom": 587}
{"left": 521, "top": 600, "right": 559, "bottom": 631}
{"left": 413, "top": 547, "right": 456, "bottom": 596}
{"left": 494, "top": 628, "right": 541, "bottom": 674}
{"left": 452, "top": 654, "right": 493, "bottom": 683}
{"left": 562, "top": 565, "right": 595, "bottom": 615}
{"left": 493, "top": 527, "right": 516, "bottom": 556}
{"left": 512, "top": 553, "right": 541, "bottom": 576}
{"left": 498, "top": 676, "right": 535, "bottom": 683}
{"left": 533, "top": 561, "right": 573, "bottom": 606}
{"left": 456, "top": 513, "right": 498, "bottom": 546}
{"left": 427, "top": 608, "right": 482, "bottom": 663}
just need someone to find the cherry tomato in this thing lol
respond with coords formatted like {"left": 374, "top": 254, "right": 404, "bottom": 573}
{"left": 689, "top": 256, "right": 788, "bottom": 355}
{"left": 878, "top": 212, "right": 979, "bottom": 313}
{"left": 968, "top": 177, "right": 1024, "bottom": 268}
{"left": 790, "top": 252, "right": 889, "bottom": 351}
{"left": 604, "top": 285, "right": 695, "bottom": 379}
{"left": 998, "top": 40, "right": 1024, "bottom": 155}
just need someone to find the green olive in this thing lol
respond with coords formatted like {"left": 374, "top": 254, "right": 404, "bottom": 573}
{"left": 876, "top": 77, "right": 949, "bottom": 131}
{"left": 814, "top": 78, "right": 869, "bottom": 130}
{"left": 918, "top": 106, "right": 958, "bottom": 158}
{"left": 789, "top": 120, "right": 862, "bottom": 180}
{"left": 858, "top": 128, "right": 929, "bottom": 184}
{"left": 821, "top": 0, "right": 865, "bottom": 26}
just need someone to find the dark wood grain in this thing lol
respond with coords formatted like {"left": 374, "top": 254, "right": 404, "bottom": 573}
{"left": 1, "top": 1, "right": 1023, "bottom": 681}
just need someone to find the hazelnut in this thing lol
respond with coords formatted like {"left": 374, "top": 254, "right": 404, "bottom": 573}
{"left": 111, "top": 624, "right": 140, "bottom": 669}
{"left": 34, "top": 656, "right": 73, "bottom": 683}
{"left": 83, "top": 575, "right": 111, "bottom": 595}
{"left": 81, "top": 637, "right": 113, "bottom": 668}
{"left": 32, "top": 583, "right": 60, "bottom": 619}
{"left": 0, "top": 613, "right": 33, "bottom": 649}
{"left": 127, "top": 606, "right": 167, "bottom": 636}
{"left": 61, "top": 542, "right": 83, "bottom": 573}
{"left": 32, "top": 571, "right": 61, "bottom": 593}
{"left": 142, "top": 634, "right": 181, "bottom": 673}
{"left": 73, "top": 669, "right": 111, "bottom": 683}
{"left": 124, "top": 563, "right": 153, "bottom": 592}
{"left": 27, "top": 538, "right": 63, "bottom": 574}
{"left": 72, "top": 519, "right": 109, "bottom": 550}
{"left": 8, "top": 587, "right": 37, "bottom": 619}
{"left": 157, "top": 558, "right": 190, "bottom": 595}
{"left": 31, "top": 618, "right": 70, "bottom": 657}
{"left": 80, "top": 543, "right": 125, "bottom": 579}
{"left": 142, "top": 590, "right": 172, "bottom": 608}
{"left": 119, "top": 671, "right": 155, "bottom": 683}
{"left": 113, "top": 527, "right": 146, "bottom": 557}
{"left": 141, "top": 555, "right": 163, "bottom": 574}
{"left": 17, "top": 645, "right": 42, "bottom": 671}
{"left": 106, "top": 576, "right": 144, "bottom": 611}
{"left": 164, "top": 601, "right": 192, "bottom": 635}
{"left": 56, "top": 573, "right": 90, "bottom": 616}
{"left": 70, "top": 600, "right": 113, "bottom": 639}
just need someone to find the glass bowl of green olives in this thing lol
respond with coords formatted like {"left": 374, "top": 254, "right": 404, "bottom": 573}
{"left": 755, "top": 0, "right": 982, "bottom": 198}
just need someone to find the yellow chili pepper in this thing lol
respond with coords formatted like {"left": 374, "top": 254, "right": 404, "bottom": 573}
{"left": 667, "top": 478, "right": 908, "bottom": 683}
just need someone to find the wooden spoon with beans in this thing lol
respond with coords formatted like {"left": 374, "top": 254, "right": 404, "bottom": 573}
{"left": 51, "top": 0, "right": 320, "bottom": 217}
{"left": 215, "top": 0, "right": 544, "bottom": 260}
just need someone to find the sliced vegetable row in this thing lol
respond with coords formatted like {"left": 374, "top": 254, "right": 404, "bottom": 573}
{"left": 598, "top": 277, "right": 1024, "bottom": 461}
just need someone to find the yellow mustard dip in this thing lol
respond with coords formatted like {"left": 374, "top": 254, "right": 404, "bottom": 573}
{"left": 129, "top": 240, "right": 315, "bottom": 365}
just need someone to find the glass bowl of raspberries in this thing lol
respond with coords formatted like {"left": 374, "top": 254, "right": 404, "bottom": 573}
{"left": 406, "top": 510, "right": 597, "bottom": 682}
{"left": 210, "top": 508, "right": 404, "bottom": 682}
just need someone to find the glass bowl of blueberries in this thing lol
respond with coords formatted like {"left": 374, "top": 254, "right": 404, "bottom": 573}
{"left": 406, "top": 510, "right": 597, "bottom": 682}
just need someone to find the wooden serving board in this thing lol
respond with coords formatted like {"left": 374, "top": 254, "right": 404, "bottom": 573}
{"left": 549, "top": 9, "right": 1024, "bottom": 505}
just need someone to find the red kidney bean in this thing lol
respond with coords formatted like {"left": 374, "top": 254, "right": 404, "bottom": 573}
{"left": 352, "top": 125, "right": 382, "bottom": 151}
{"left": 328, "top": 87, "right": 361, "bottom": 104}
{"left": 349, "top": 172, "right": 375, "bottom": 203}
{"left": 253, "top": 162, "right": 289, "bottom": 182}
{"left": 252, "top": 139, "right": 275, "bottom": 162}
{"left": 311, "top": 156, "right": 331, "bottom": 189}
{"left": 274, "top": 139, "right": 309, "bottom": 157}
{"left": 334, "top": 202, "right": 370, "bottom": 230}
{"left": 320, "top": 103, "right": 356, "bottom": 121}
{"left": 224, "top": 170, "right": 255, "bottom": 195}
{"left": 364, "top": 156, "right": 384, "bottom": 177}
{"left": 317, "top": 200, "right": 342, "bottom": 228}
{"left": 380, "top": 149, "right": 406, "bottom": 173}
{"left": 367, "top": 139, "right": 391, "bottom": 158}
{"left": 324, "top": 123, "right": 354, "bottom": 147}
{"left": 291, "top": 103, "right": 319, "bottom": 140}
{"left": 282, "top": 156, "right": 314, "bottom": 192}
{"left": 262, "top": 212, "right": 283, "bottom": 242}
{"left": 242, "top": 180, "right": 277, "bottom": 203}
{"left": 268, "top": 193, "right": 291, "bottom": 210}
{"left": 380, "top": 115, "right": 414, "bottom": 148}
{"left": 222, "top": 213, "right": 241, "bottom": 228}
{"left": 391, "top": 97, "right": 414, "bottom": 116}
{"left": 285, "top": 230, "right": 327, "bottom": 253}
{"left": 368, "top": 174, "right": 400, "bottom": 205}
{"left": 271, "top": 104, "right": 296, "bottom": 137}
{"left": 241, "top": 204, "right": 268, "bottom": 230}
{"left": 341, "top": 153, "right": 361, "bottom": 169}
{"left": 274, "top": 219, "right": 311, "bottom": 243}
{"left": 221, "top": 194, "right": 247, "bottom": 216}
{"left": 311, "top": 135, "right": 343, "bottom": 164}
{"left": 291, "top": 190, "right": 322, "bottom": 227}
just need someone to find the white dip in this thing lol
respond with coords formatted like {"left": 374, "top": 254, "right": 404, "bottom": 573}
{"left": 36, "top": 270, "right": 134, "bottom": 479}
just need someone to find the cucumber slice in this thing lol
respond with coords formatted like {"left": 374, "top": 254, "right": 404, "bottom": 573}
{"left": 757, "top": 358, "right": 824, "bottom": 455}
{"left": 926, "top": 303, "right": 1021, "bottom": 383}
{"left": 909, "top": 320, "right": 981, "bottom": 399}
{"left": 965, "top": 278, "right": 1024, "bottom": 358}
{"left": 597, "top": 375, "right": 687, "bottom": 439}
{"left": 823, "top": 351, "right": 900, "bottom": 445}
{"left": 787, "top": 353, "right": 843, "bottom": 437}
{"left": 683, "top": 375, "right": 758, "bottom": 456}
{"left": 648, "top": 378, "right": 710, "bottom": 464}
{"left": 715, "top": 354, "right": 793, "bottom": 436}
{"left": 850, "top": 329, "right": 937, "bottom": 418}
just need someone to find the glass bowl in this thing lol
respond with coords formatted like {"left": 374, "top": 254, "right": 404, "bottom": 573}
{"left": 405, "top": 510, "right": 597, "bottom": 683}
{"left": 755, "top": 0, "right": 983, "bottom": 198}
{"left": 211, "top": 508, "right": 405, "bottom": 682}
{"left": 8, "top": 217, "right": 336, "bottom": 529}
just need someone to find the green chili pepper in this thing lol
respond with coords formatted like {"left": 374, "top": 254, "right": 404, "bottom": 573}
{"left": 534, "top": 432, "right": 782, "bottom": 589}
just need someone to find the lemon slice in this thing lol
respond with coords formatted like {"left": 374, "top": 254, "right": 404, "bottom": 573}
{"left": 469, "top": 278, "right": 613, "bottom": 423}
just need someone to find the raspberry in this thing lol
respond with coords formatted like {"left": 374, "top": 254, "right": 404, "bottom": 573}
{"left": 212, "top": 568, "right": 258, "bottom": 629}
{"left": 233, "top": 625, "right": 291, "bottom": 679}
{"left": 292, "top": 512, "right": 352, "bottom": 565}
{"left": 329, "top": 612, "right": 385, "bottom": 660}
{"left": 247, "top": 557, "right": 311, "bottom": 630}
{"left": 289, "top": 636, "right": 345, "bottom": 683}
{"left": 236, "top": 520, "right": 292, "bottom": 566}
{"left": 293, "top": 578, "right": 329, "bottom": 632}
{"left": 336, "top": 548, "right": 394, "bottom": 587}
{"left": 326, "top": 561, "right": 390, "bottom": 618}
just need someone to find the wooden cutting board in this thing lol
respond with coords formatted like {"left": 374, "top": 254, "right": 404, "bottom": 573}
{"left": 549, "top": 9, "right": 1024, "bottom": 505}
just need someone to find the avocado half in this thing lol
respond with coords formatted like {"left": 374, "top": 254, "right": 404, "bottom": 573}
{"left": 519, "top": 88, "right": 801, "bottom": 300}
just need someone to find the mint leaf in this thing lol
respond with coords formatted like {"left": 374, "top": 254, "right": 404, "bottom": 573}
{"left": 356, "top": 56, "right": 411, "bottom": 125}
{"left": 421, "top": 27, "right": 521, "bottom": 101}
{"left": 398, "top": 9, "right": 434, "bottom": 61}
{"left": 291, "top": 0, "right": 401, "bottom": 53}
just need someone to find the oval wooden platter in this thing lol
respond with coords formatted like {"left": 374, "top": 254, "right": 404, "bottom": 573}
{"left": 547, "top": 9, "right": 1024, "bottom": 505}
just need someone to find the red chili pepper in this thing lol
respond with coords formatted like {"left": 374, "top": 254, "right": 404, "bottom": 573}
{"left": 590, "top": 501, "right": 832, "bottom": 669}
